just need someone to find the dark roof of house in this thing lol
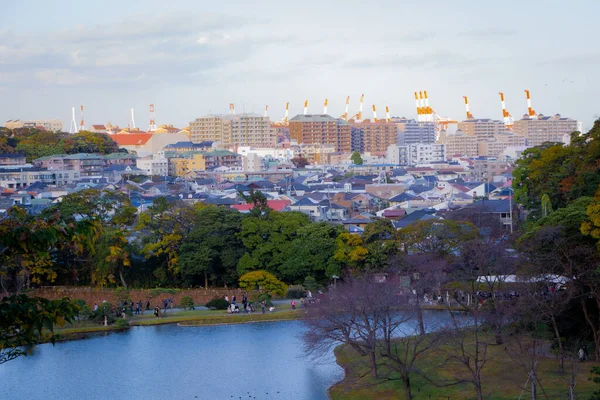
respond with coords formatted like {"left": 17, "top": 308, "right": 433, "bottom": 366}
{"left": 292, "top": 197, "right": 317, "bottom": 206}
{"left": 465, "top": 199, "right": 510, "bottom": 213}
{"left": 389, "top": 192, "right": 416, "bottom": 202}
{"left": 0, "top": 153, "right": 25, "bottom": 158}
{"left": 342, "top": 218, "right": 374, "bottom": 225}
{"left": 203, "top": 197, "right": 239, "bottom": 205}
{"left": 393, "top": 210, "right": 441, "bottom": 228}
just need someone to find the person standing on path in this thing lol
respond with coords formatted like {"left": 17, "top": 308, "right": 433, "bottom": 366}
{"left": 225, "top": 295, "right": 229, "bottom": 304}
{"left": 232, "top": 294, "right": 236, "bottom": 305}
{"left": 138, "top": 300, "right": 143, "bottom": 315}
{"left": 163, "top": 298, "right": 168, "bottom": 313}
{"left": 135, "top": 302, "right": 140, "bottom": 315}
{"left": 145, "top": 299, "right": 150, "bottom": 311}
{"left": 261, "top": 300, "right": 266, "bottom": 314}
{"left": 291, "top": 299, "right": 296, "bottom": 310}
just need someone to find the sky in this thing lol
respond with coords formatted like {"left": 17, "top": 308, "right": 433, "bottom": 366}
{"left": 1, "top": 0, "right": 599, "bottom": 131}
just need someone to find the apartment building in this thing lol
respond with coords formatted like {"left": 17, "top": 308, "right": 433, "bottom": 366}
{"left": 386, "top": 144, "right": 446, "bottom": 166}
{"left": 478, "top": 134, "right": 527, "bottom": 158}
{"left": 0, "top": 167, "right": 77, "bottom": 189}
{"left": 34, "top": 153, "right": 105, "bottom": 178}
{"left": 457, "top": 119, "right": 509, "bottom": 139}
{"left": 351, "top": 121, "right": 398, "bottom": 154}
{"left": 5, "top": 119, "right": 63, "bottom": 132}
{"left": 0, "top": 154, "right": 26, "bottom": 165}
{"left": 289, "top": 114, "right": 352, "bottom": 160}
{"left": 471, "top": 160, "right": 512, "bottom": 182}
{"left": 394, "top": 119, "right": 436, "bottom": 145}
{"left": 168, "top": 150, "right": 242, "bottom": 177}
{"left": 437, "top": 131, "right": 480, "bottom": 159}
{"left": 513, "top": 114, "right": 578, "bottom": 146}
{"left": 190, "top": 114, "right": 276, "bottom": 147}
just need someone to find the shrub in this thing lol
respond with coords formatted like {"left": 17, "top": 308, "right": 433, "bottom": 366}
{"left": 114, "top": 318, "right": 130, "bottom": 329}
{"left": 73, "top": 298, "right": 92, "bottom": 322}
{"left": 239, "top": 270, "right": 287, "bottom": 297}
{"left": 90, "top": 302, "right": 116, "bottom": 324}
{"left": 303, "top": 276, "right": 321, "bottom": 292}
{"left": 256, "top": 293, "right": 273, "bottom": 307}
{"left": 205, "top": 297, "right": 229, "bottom": 310}
{"left": 286, "top": 285, "right": 306, "bottom": 299}
{"left": 181, "top": 296, "right": 195, "bottom": 310}
{"left": 114, "top": 287, "right": 131, "bottom": 305}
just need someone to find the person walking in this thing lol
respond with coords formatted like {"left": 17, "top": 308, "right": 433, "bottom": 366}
{"left": 291, "top": 299, "right": 296, "bottom": 310}
{"left": 129, "top": 301, "right": 134, "bottom": 312}
{"left": 225, "top": 295, "right": 229, "bottom": 304}
{"left": 135, "top": 302, "right": 140, "bottom": 315}
{"left": 93, "top": 303, "right": 99, "bottom": 312}
{"left": 168, "top": 298, "right": 173, "bottom": 309}
{"left": 261, "top": 300, "right": 266, "bottom": 314}
{"left": 232, "top": 294, "right": 236, "bottom": 305}
{"left": 145, "top": 299, "right": 150, "bottom": 311}
{"left": 163, "top": 298, "right": 168, "bottom": 313}
{"left": 138, "top": 300, "right": 143, "bottom": 315}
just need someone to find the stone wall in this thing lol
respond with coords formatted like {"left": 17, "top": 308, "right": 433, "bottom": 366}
{"left": 30, "top": 287, "right": 247, "bottom": 308}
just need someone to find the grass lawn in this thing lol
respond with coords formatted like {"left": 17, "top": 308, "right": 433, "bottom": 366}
{"left": 331, "top": 336, "right": 600, "bottom": 400}
{"left": 52, "top": 302, "right": 304, "bottom": 338}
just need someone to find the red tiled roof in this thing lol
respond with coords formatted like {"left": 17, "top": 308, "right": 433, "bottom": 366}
{"left": 92, "top": 125, "right": 106, "bottom": 130}
{"left": 111, "top": 133, "right": 152, "bottom": 146}
{"left": 231, "top": 200, "right": 291, "bottom": 212}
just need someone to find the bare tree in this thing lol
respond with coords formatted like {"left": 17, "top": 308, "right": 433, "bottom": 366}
{"left": 303, "top": 278, "right": 438, "bottom": 399}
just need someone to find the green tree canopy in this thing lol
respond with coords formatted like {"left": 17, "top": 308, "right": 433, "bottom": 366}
{"left": 238, "top": 270, "right": 287, "bottom": 297}
{"left": 350, "top": 151, "right": 364, "bottom": 165}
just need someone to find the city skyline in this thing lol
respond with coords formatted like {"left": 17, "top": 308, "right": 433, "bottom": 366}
{"left": 1, "top": 0, "right": 598, "bottom": 130}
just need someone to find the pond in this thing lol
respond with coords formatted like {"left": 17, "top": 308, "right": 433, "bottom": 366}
{"left": 0, "top": 311, "right": 457, "bottom": 400}
{"left": 0, "top": 321, "right": 342, "bottom": 400}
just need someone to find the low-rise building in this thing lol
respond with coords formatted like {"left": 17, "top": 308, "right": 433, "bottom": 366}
{"left": 34, "top": 153, "right": 105, "bottom": 178}
{"left": 0, "top": 167, "right": 77, "bottom": 189}
{"left": 4, "top": 119, "right": 63, "bottom": 131}
{"left": 0, "top": 153, "right": 26, "bottom": 165}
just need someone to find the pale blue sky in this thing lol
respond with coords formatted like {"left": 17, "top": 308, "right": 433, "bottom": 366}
{"left": 1, "top": 0, "right": 598, "bottom": 130}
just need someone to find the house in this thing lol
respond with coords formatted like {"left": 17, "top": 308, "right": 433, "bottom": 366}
{"left": 393, "top": 209, "right": 441, "bottom": 229}
{"left": 342, "top": 216, "right": 374, "bottom": 230}
{"left": 231, "top": 199, "right": 291, "bottom": 213}
{"left": 0, "top": 153, "right": 26, "bottom": 166}
{"left": 462, "top": 199, "right": 514, "bottom": 228}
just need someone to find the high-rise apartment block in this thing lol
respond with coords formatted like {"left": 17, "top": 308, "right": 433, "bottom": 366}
{"left": 190, "top": 114, "right": 276, "bottom": 148}
{"left": 289, "top": 114, "right": 353, "bottom": 155}
{"left": 457, "top": 118, "right": 509, "bottom": 139}
{"left": 513, "top": 114, "right": 578, "bottom": 146}
{"left": 350, "top": 121, "right": 398, "bottom": 154}
{"left": 394, "top": 119, "right": 436, "bottom": 145}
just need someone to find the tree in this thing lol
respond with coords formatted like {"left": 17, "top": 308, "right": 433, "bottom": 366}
{"left": 0, "top": 208, "right": 99, "bottom": 295}
{"left": 278, "top": 222, "right": 343, "bottom": 283}
{"left": 239, "top": 189, "right": 271, "bottom": 218}
{"left": 238, "top": 270, "right": 287, "bottom": 296}
{"left": 135, "top": 198, "right": 200, "bottom": 285}
{"left": 350, "top": 151, "right": 363, "bottom": 165}
{"left": 399, "top": 219, "right": 477, "bottom": 261}
{"left": 237, "top": 211, "right": 310, "bottom": 277}
{"left": 361, "top": 218, "right": 399, "bottom": 271}
{"left": 333, "top": 232, "right": 369, "bottom": 272}
{"left": 290, "top": 156, "right": 309, "bottom": 168}
{"left": 0, "top": 294, "right": 79, "bottom": 364}
{"left": 179, "top": 207, "right": 245, "bottom": 288}
{"left": 304, "top": 278, "right": 437, "bottom": 399}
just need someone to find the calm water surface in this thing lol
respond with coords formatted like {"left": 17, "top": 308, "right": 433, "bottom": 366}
{"left": 0, "top": 321, "right": 342, "bottom": 400}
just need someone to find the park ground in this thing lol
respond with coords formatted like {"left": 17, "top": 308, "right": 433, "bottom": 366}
{"left": 330, "top": 337, "right": 600, "bottom": 400}
{"left": 52, "top": 300, "right": 304, "bottom": 339}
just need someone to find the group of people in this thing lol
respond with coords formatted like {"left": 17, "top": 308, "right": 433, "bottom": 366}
{"left": 224, "top": 292, "right": 278, "bottom": 314}
{"left": 92, "top": 298, "right": 175, "bottom": 320}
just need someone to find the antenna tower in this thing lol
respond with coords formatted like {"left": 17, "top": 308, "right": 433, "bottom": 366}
{"left": 69, "top": 107, "right": 78, "bottom": 134}
{"left": 130, "top": 108, "right": 136, "bottom": 129}
{"left": 78, "top": 105, "right": 86, "bottom": 131}
{"left": 148, "top": 104, "right": 157, "bottom": 132}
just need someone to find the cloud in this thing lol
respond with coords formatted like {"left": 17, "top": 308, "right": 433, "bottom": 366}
{"left": 536, "top": 52, "right": 600, "bottom": 67}
{"left": 343, "top": 51, "right": 494, "bottom": 70}
{"left": 0, "top": 11, "right": 277, "bottom": 89}
{"left": 457, "top": 28, "right": 517, "bottom": 38}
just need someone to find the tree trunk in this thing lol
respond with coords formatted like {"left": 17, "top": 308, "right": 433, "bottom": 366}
{"left": 531, "top": 372, "right": 536, "bottom": 400}
{"left": 581, "top": 298, "right": 600, "bottom": 361}
{"left": 204, "top": 271, "right": 208, "bottom": 290}
{"left": 476, "top": 383, "right": 484, "bottom": 400}
{"left": 550, "top": 317, "right": 564, "bottom": 374}
{"left": 369, "top": 351, "right": 378, "bottom": 378}
{"left": 415, "top": 293, "right": 425, "bottom": 336}
{"left": 118, "top": 268, "right": 127, "bottom": 289}
{"left": 404, "top": 374, "right": 412, "bottom": 400}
